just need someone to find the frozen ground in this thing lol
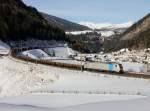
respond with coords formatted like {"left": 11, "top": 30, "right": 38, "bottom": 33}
{"left": 54, "top": 97, "right": 150, "bottom": 111}
{"left": 0, "top": 96, "right": 150, "bottom": 111}
{"left": 19, "top": 49, "right": 49, "bottom": 59}
{"left": 34, "top": 67, "right": 150, "bottom": 96}
{"left": 0, "top": 55, "right": 150, "bottom": 110}
{"left": 1, "top": 56, "right": 150, "bottom": 97}
{"left": 0, "top": 93, "right": 145, "bottom": 108}
{"left": 0, "top": 93, "right": 146, "bottom": 111}
{"left": 0, "top": 56, "right": 57, "bottom": 97}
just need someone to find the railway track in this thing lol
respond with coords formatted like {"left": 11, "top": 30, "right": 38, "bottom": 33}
{"left": 10, "top": 49, "right": 150, "bottom": 79}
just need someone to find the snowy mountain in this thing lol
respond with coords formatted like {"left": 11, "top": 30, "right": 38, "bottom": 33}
{"left": 79, "top": 21, "right": 133, "bottom": 30}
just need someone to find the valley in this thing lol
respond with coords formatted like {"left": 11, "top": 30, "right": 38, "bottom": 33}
{"left": 0, "top": 0, "right": 150, "bottom": 111}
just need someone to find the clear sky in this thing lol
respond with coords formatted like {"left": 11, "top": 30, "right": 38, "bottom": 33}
{"left": 23, "top": 0, "right": 150, "bottom": 23}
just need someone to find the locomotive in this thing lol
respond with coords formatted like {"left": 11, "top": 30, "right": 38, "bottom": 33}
{"left": 84, "top": 62, "right": 124, "bottom": 74}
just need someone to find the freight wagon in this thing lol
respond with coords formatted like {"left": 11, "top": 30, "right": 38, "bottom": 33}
{"left": 84, "top": 62, "right": 123, "bottom": 74}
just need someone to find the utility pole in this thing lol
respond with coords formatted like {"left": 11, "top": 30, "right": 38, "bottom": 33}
{"left": 80, "top": 54, "right": 84, "bottom": 72}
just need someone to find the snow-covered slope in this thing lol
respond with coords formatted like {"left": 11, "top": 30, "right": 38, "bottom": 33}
{"left": 79, "top": 21, "right": 133, "bottom": 30}
{"left": 0, "top": 96, "right": 150, "bottom": 111}
{"left": 46, "top": 46, "right": 76, "bottom": 58}
{"left": 0, "top": 56, "right": 150, "bottom": 111}
{"left": 0, "top": 40, "right": 10, "bottom": 55}
{"left": 1, "top": 56, "right": 150, "bottom": 97}
{"left": 0, "top": 93, "right": 145, "bottom": 109}
{"left": 54, "top": 97, "right": 150, "bottom": 111}
{"left": 19, "top": 49, "right": 49, "bottom": 59}
{"left": 0, "top": 56, "right": 57, "bottom": 97}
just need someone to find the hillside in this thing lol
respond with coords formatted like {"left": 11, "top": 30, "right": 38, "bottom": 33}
{"left": 41, "top": 12, "right": 90, "bottom": 31}
{"left": 120, "top": 13, "right": 150, "bottom": 49}
{"left": 0, "top": 0, "right": 67, "bottom": 41}
{"left": 103, "top": 13, "right": 150, "bottom": 52}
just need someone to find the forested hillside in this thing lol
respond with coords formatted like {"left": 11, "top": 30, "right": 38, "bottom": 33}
{"left": 103, "top": 13, "right": 150, "bottom": 52}
{"left": 0, "top": 0, "right": 67, "bottom": 41}
{"left": 41, "top": 12, "right": 90, "bottom": 31}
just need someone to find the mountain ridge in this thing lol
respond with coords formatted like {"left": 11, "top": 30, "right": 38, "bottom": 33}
{"left": 41, "top": 12, "right": 90, "bottom": 31}
{"left": 79, "top": 21, "right": 133, "bottom": 30}
{"left": 120, "top": 13, "right": 150, "bottom": 49}
{"left": 103, "top": 13, "right": 150, "bottom": 52}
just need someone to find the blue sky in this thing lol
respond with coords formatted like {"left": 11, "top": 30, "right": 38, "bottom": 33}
{"left": 23, "top": 0, "right": 150, "bottom": 23}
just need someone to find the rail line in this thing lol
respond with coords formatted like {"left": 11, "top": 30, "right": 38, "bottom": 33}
{"left": 10, "top": 49, "right": 150, "bottom": 79}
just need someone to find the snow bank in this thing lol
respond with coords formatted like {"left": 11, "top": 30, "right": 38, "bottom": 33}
{"left": 19, "top": 49, "right": 49, "bottom": 59}
{"left": 1, "top": 56, "right": 150, "bottom": 97}
{"left": 47, "top": 47, "right": 70, "bottom": 58}
{"left": 0, "top": 40, "right": 10, "bottom": 55}
{"left": 33, "top": 67, "right": 150, "bottom": 96}
{"left": 0, "top": 56, "right": 150, "bottom": 111}
{"left": 0, "top": 93, "right": 145, "bottom": 108}
{"left": 0, "top": 103, "right": 51, "bottom": 111}
{"left": 0, "top": 96, "right": 149, "bottom": 111}
{"left": 56, "top": 97, "right": 150, "bottom": 111}
{"left": 43, "top": 46, "right": 76, "bottom": 59}
{"left": 0, "top": 57, "right": 57, "bottom": 97}
{"left": 19, "top": 46, "right": 76, "bottom": 60}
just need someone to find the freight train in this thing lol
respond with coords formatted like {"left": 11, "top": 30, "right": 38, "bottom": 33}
{"left": 84, "top": 62, "right": 124, "bottom": 74}
{"left": 11, "top": 49, "right": 124, "bottom": 74}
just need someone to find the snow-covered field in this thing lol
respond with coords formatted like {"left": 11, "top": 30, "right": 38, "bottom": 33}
{"left": 0, "top": 93, "right": 145, "bottom": 108}
{"left": 0, "top": 56, "right": 57, "bottom": 97}
{"left": 0, "top": 55, "right": 150, "bottom": 111}
{"left": 55, "top": 97, "right": 150, "bottom": 111}
{"left": 0, "top": 40, "right": 150, "bottom": 111}
{"left": 19, "top": 49, "right": 50, "bottom": 59}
